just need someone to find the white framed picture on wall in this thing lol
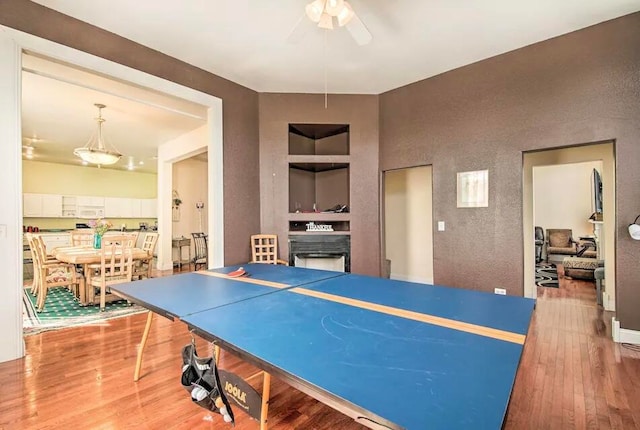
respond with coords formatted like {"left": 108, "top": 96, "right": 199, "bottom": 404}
{"left": 457, "top": 170, "right": 489, "bottom": 208}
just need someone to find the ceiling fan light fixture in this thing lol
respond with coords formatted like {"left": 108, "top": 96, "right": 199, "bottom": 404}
{"left": 337, "top": 1, "right": 355, "bottom": 26}
{"left": 324, "top": 0, "right": 344, "bottom": 16}
{"left": 305, "top": 0, "right": 326, "bottom": 22}
{"left": 318, "top": 12, "right": 334, "bottom": 29}
{"left": 73, "top": 103, "right": 122, "bottom": 166}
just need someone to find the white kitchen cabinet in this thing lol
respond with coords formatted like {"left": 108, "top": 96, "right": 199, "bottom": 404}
{"left": 77, "top": 196, "right": 105, "bottom": 207}
{"left": 61, "top": 195, "right": 78, "bottom": 218}
{"left": 105, "top": 197, "right": 155, "bottom": 218}
{"left": 42, "top": 194, "right": 63, "bottom": 217}
{"left": 140, "top": 199, "right": 157, "bottom": 218}
{"left": 131, "top": 199, "right": 142, "bottom": 218}
{"left": 105, "top": 197, "right": 124, "bottom": 218}
{"left": 25, "top": 193, "right": 156, "bottom": 219}
{"left": 121, "top": 198, "right": 134, "bottom": 218}
{"left": 23, "top": 193, "right": 62, "bottom": 217}
{"left": 23, "top": 194, "right": 42, "bottom": 217}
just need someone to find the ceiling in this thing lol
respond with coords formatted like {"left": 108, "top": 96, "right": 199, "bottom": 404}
{"left": 21, "top": 54, "right": 208, "bottom": 173}
{"left": 22, "top": 1, "right": 640, "bottom": 172}
{"left": 32, "top": 0, "right": 640, "bottom": 94}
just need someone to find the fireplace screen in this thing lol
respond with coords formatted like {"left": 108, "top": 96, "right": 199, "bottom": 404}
{"left": 288, "top": 235, "right": 350, "bottom": 273}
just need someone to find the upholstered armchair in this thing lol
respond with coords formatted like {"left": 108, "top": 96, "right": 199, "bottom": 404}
{"left": 546, "top": 229, "right": 577, "bottom": 263}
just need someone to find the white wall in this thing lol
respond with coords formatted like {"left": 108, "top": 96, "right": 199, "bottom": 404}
{"left": 384, "top": 166, "right": 433, "bottom": 284}
{"left": 157, "top": 124, "right": 215, "bottom": 271}
{"left": 0, "top": 36, "right": 24, "bottom": 362}
{"left": 534, "top": 161, "right": 602, "bottom": 238}
{"left": 172, "top": 156, "right": 208, "bottom": 259}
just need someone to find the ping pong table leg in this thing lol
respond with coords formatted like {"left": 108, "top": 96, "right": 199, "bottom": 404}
{"left": 213, "top": 344, "right": 220, "bottom": 365}
{"left": 260, "top": 372, "right": 271, "bottom": 430}
{"left": 134, "top": 311, "right": 154, "bottom": 381}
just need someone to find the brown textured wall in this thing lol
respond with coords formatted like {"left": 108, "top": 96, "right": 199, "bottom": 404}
{"left": 259, "top": 93, "right": 380, "bottom": 276}
{"left": 379, "top": 13, "right": 640, "bottom": 329}
{"left": 0, "top": 0, "right": 260, "bottom": 265}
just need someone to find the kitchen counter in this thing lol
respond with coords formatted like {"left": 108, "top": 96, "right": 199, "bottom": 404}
{"left": 29, "top": 228, "right": 154, "bottom": 233}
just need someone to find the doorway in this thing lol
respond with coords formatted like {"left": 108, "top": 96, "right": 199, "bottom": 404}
{"left": 171, "top": 152, "right": 209, "bottom": 271}
{"left": 383, "top": 165, "right": 434, "bottom": 284}
{"left": 0, "top": 27, "right": 223, "bottom": 362}
{"left": 523, "top": 142, "right": 615, "bottom": 310}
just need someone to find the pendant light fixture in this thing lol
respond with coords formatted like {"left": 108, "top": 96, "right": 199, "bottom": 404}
{"left": 74, "top": 103, "right": 122, "bottom": 166}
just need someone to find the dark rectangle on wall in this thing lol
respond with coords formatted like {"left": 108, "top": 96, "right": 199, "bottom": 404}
{"left": 289, "top": 234, "right": 351, "bottom": 272}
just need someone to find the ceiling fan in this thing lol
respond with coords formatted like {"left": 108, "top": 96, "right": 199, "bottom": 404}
{"left": 288, "top": 0, "right": 372, "bottom": 46}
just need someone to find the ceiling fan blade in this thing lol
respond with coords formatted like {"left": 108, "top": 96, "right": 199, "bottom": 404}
{"left": 345, "top": 13, "right": 372, "bottom": 46}
{"left": 286, "top": 13, "right": 311, "bottom": 44}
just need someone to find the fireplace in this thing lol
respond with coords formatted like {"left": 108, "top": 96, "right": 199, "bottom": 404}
{"left": 288, "top": 235, "right": 350, "bottom": 272}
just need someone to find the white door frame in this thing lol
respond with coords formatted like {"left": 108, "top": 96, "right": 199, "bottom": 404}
{"left": 0, "top": 25, "right": 224, "bottom": 362}
{"left": 522, "top": 143, "right": 615, "bottom": 311}
{"left": 382, "top": 165, "right": 434, "bottom": 284}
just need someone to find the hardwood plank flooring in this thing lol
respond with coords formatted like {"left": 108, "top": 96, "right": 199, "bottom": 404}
{"left": 1, "top": 264, "right": 639, "bottom": 429}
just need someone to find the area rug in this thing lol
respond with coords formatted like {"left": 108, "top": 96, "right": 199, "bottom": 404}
{"left": 535, "top": 262, "right": 559, "bottom": 288}
{"left": 23, "top": 286, "right": 146, "bottom": 336}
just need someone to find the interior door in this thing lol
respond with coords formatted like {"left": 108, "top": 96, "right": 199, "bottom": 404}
{"left": 383, "top": 165, "right": 433, "bottom": 284}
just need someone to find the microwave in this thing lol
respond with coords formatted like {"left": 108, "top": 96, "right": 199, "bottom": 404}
{"left": 78, "top": 206, "right": 104, "bottom": 219}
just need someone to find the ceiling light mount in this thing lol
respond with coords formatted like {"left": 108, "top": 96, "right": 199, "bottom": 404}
{"left": 306, "top": 0, "right": 353, "bottom": 28}
{"left": 73, "top": 103, "right": 122, "bottom": 166}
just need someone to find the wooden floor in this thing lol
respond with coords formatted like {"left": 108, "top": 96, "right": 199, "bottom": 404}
{"left": 1, "top": 265, "right": 639, "bottom": 429}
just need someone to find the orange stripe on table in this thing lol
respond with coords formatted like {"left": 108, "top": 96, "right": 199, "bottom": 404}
{"left": 196, "top": 270, "right": 289, "bottom": 289}
{"left": 291, "top": 287, "right": 526, "bottom": 345}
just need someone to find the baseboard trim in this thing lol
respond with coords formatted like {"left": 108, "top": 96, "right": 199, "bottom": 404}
{"left": 612, "top": 317, "right": 640, "bottom": 345}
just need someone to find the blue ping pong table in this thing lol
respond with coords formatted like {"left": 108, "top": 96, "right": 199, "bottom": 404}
{"left": 112, "top": 264, "right": 535, "bottom": 430}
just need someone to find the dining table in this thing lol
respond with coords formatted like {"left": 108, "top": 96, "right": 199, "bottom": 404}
{"left": 52, "top": 245, "right": 150, "bottom": 306}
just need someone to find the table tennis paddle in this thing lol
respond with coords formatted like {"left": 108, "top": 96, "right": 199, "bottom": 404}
{"left": 227, "top": 267, "right": 246, "bottom": 278}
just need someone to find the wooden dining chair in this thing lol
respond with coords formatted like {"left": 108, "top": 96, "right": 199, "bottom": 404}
{"left": 127, "top": 231, "right": 140, "bottom": 246}
{"left": 26, "top": 233, "right": 70, "bottom": 296}
{"left": 191, "top": 232, "right": 208, "bottom": 271}
{"left": 70, "top": 230, "right": 94, "bottom": 246}
{"left": 86, "top": 235, "right": 133, "bottom": 311}
{"left": 250, "top": 234, "right": 288, "bottom": 265}
{"left": 25, "top": 233, "right": 41, "bottom": 295}
{"left": 30, "top": 234, "right": 83, "bottom": 312}
{"left": 133, "top": 232, "right": 159, "bottom": 280}
{"left": 102, "top": 233, "right": 137, "bottom": 247}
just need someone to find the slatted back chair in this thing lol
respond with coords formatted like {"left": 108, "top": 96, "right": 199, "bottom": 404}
{"left": 24, "top": 233, "right": 40, "bottom": 296}
{"left": 250, "top": 234, "right": 288, "bottom": 265}
{"left": 126, "top": 231, "right": 140, "bottom": 246}
{"left": 133, "top": 232, "right": 159, "bottom": 280}
{"left": 191, "top": 232, "right": 208, "bottom": 271}
{"left": 87, "top": 235, "right": 133, "bottom": 310}
{"left": 30, "top": 234, "right": 83, "bottom": 312}
{"left": 70, "top": 230, "right": 94, "bottom": 246}
{"left": 25, "top": 233, "right": 40, "bottom": 295}
{"left": 103, "top": 233, "right": 137, "bottom": 248}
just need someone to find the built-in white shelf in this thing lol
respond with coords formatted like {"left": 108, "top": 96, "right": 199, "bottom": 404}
{"left": 288, "top": 213, "right": 350, "bottom": 222}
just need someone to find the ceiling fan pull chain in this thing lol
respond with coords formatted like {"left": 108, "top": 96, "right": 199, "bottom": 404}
{"left": 324, "top": 29, "right": 328, "bottom": 109}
